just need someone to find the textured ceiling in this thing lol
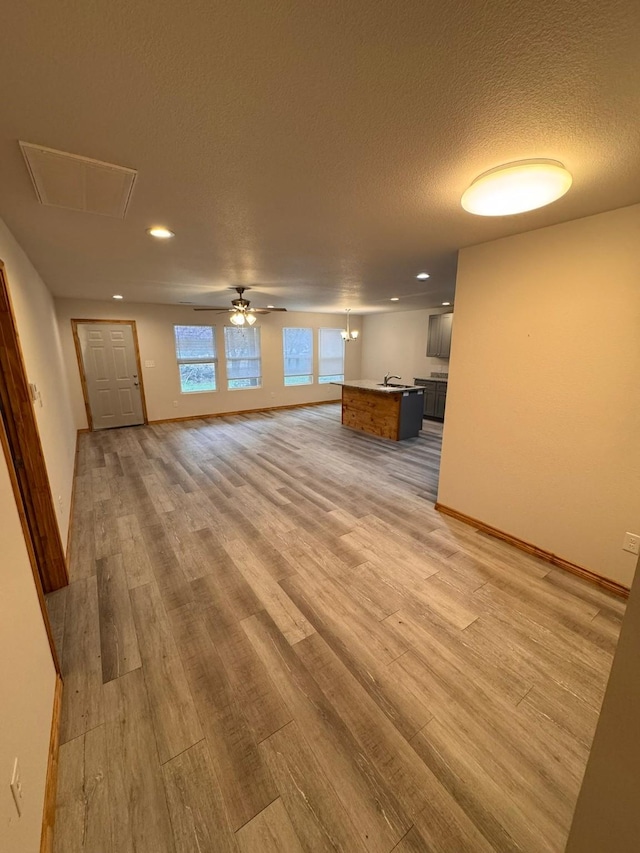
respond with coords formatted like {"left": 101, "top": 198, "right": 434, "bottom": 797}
{"left": 0, "top": 0, "right": 639, "bottom": 313}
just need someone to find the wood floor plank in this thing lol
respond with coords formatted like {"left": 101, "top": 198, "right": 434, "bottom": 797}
{"left": 294, "top": 631, "right": 439, "bottom": 820}
{"left": 81, "top": 725, "right": 113, "bottom": 853}
{"left": 46, "top": 586, "right": 67, "bottom": 660}
{"left": 242, "top": 611, "right": 411, "bottom": 853}
{"left": 192, "top": 552, "right": 263, "bottom": 626}
{"left": 279, "top": 566, "right": 437, "bottom": 740}
{"left": 120, "top": 534, "right": 155, "bottom": 589}
{"left": 397, "top": 650, "right": 577, "bottom": 848}
{"left": 93, "top": 498, "right": 120, "bottom": 561}
{"left": 224, "top": 538, "right": 316, "bottom": 644}
{"left": 130, "top": 582, "right": 203, "bottom": 763}
{"left": 53, "top": 735, "right": 85, "bottom": 853}
{"left": 96, "top": 553, "right": 141, "bottom": 682}
{"left": 411, "top": 718, "right": 550, "bottom": 853}
{"left": 53, "top": 727, "right": 115, "bottom": 852}
{"left": 385, "top": 609, "right": 532, "bottom": 707}
{"left": 163, "top": 740, "right": 238, "bottom": 853}
{"left": 140, "top": 522, "right": 192, "bottom": 612}
{"left": 280, "top": 570, "right": 407, "bottom": 665}
{"left": 103, "top": 669, "right": 175, "bottom": 853}
{"left": 59, "top": 577, "right": 103, "bottom": 744}
{"left": 236, "top": 798, "right": 304, "bottom": 853}
{"left": 169, "top": 602, "right": 278, "bottom": 830}
{"left": 68, "top": 507, "right": 96, "bottom": 582}
{"left": 260, "top": 721, "right": 368, "bottom": 852}
{"left": 202, "top": 610, "right": 292, "bottom": 743}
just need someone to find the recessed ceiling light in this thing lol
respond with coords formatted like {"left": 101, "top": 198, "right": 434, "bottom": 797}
{"left": 442, "top": 301, "right": 451, "bottom": 306}
{"left": 112, "top": 294, "right": 123, "bottom": 300}
{"left": 147, "top": 226, "right": 175, "bottom": 239}
{"left": 416, "top": 272, "right": 430, "bottom": 280}
{"left": 390, "top": 297, "right": 400, "bottom": 301}
{"left": 461, "top": 159, "right": 572, "bottom": 216}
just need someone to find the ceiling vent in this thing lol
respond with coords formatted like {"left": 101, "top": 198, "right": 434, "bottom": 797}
{"left": 19, "top": 142, "right": 137, "bottom": 218}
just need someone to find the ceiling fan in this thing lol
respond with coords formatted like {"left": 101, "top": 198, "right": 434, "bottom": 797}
{"left": 193, "top": 287, "right": 287, "bottom": 326}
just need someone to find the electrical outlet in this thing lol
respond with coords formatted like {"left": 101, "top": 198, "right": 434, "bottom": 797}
{"left": 622, "top": 532, "right": 640, "bottom": 555}
{"left": 10, "top": 758, "right": 23, "bottom": 817}
{"left": 172, "top": 400, "right": 178, "bottom": 408}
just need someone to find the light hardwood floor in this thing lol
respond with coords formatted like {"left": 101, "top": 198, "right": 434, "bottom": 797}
{"left": 47, "top": 404, "right": 624, "bottom": 852}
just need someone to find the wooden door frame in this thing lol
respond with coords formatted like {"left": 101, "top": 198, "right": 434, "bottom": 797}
{"left": 71, "top": 318, "right": 148, "bottom": 431}
{"left": 0, "top": 264, "right": 64, "bottom": 671}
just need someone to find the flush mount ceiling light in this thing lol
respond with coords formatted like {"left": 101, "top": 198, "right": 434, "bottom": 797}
{"left": 112, "top": 294, "right": 123, "bottom": 300}
{"left": 147, "top": 226, "right": 175, "bottom": 239}
{"left": 461, "top": 159, "right": 572, "bottom": 216}
{"left": 340, "top": 309, "right": 359, "bottom": 342}
{"left": 390, "top": 297, "right": 400, "bottom": 302}
{"left": 416, "top": 272, "right": 430, "bottom": 280}
{"left": 442, "top": 301, "right": 451, "bottom": 306}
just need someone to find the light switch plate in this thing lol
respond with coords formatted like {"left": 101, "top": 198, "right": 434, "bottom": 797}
{"left": 144, "top": 360, "right": 155, "bottom": 368}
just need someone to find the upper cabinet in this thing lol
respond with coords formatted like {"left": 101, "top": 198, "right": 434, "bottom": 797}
{"left": 426, "top": 312, "right": 453, "bottom": 358}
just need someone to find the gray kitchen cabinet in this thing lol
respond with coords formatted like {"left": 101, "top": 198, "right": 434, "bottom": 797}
{"left": 426, "top": 312, "right": 453, "bottom": 358}
{"left": 414, "top": 378, "right": 447, "bottom": 421}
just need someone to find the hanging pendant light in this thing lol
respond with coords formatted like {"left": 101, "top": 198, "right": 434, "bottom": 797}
{"left": 340, "top": 309, "right": 359, "bottom": 342}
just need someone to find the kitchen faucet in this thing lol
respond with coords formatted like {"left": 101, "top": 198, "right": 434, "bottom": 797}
{"left": 383, "top": 373, "right": 401, "bottom": 386}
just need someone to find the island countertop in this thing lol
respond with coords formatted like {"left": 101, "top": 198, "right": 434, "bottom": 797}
{"left": 331, "top": 379, "right": 424, "bottom": 394}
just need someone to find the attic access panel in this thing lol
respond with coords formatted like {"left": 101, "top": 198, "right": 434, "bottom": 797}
{"left": 19, "top": 142, "right": 137, "bottom": 218}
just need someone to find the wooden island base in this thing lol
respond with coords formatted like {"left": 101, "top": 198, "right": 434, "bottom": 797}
{"left": 340, "top": 384, "right": 424, "bottom": 441}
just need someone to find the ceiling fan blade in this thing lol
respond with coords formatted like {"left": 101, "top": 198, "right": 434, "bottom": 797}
{"left": 192, "top": 306, "right": 233, "bottom": 312}
{"left": 253, "top": 307, "right": 287, "bottom": 313}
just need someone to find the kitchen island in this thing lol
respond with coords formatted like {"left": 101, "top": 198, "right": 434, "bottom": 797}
{"left": 332, "top": 380, "right": 425, "bottom": 441}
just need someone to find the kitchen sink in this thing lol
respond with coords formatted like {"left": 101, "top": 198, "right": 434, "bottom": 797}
{"left": 377, "top": 382, "right": 414, "bottom": 389}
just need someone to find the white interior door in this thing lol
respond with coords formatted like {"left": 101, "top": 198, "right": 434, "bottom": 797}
{"left": 77, "top": 323, "right": 145, "bottom": 430}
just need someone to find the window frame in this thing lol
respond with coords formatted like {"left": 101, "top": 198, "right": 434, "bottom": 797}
{"left": 173, "top": 324, "right": 218, "bottom": 394}
{"left": 282, "top": 326, "right": 314, "bottom": 387}
{"left": 224, "top": 325, "right": 263, "bottom": 390}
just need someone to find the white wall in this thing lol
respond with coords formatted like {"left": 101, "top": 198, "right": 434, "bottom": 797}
{"left": 439, "top": 203, "right": 640, "bottom": 587}
{"left": 0, "top": 446, "right": 57, "bottom": 853}
{"left": 0, "top": 220, "right": 78, "bottom": 849}
{"left": 361, "top": 307, "right": 452, "bottom": 385}
{"left": 55, "top": 299, "right": 362, "bottom": 427}
{"left": 565, "top": 552, "right": 640, "bottom": 852}
{"left": 0, "top": 219, "right": 77, "bottom": 544}
{"left": 565, "top": 554, "right": 640, "bottom": 852}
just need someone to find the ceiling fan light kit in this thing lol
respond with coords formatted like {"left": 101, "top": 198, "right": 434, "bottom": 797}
{"left": 461, "top": 159, "right": 572, "bottom": 216}
{"left": 230, "top": 310, "right": 256, "bottom": 326}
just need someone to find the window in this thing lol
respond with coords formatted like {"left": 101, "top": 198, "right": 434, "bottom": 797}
{"left": 283, "top": 327, "right": 313, "bottom": 386}
{"left": 224, "top": 326, "right": 262, "bottom": 389}
{"left": 318, "top": 328, "right": 345, "bottom": 383}
{"left": 174, "top": 325, "right": 217, "bottom": 393}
